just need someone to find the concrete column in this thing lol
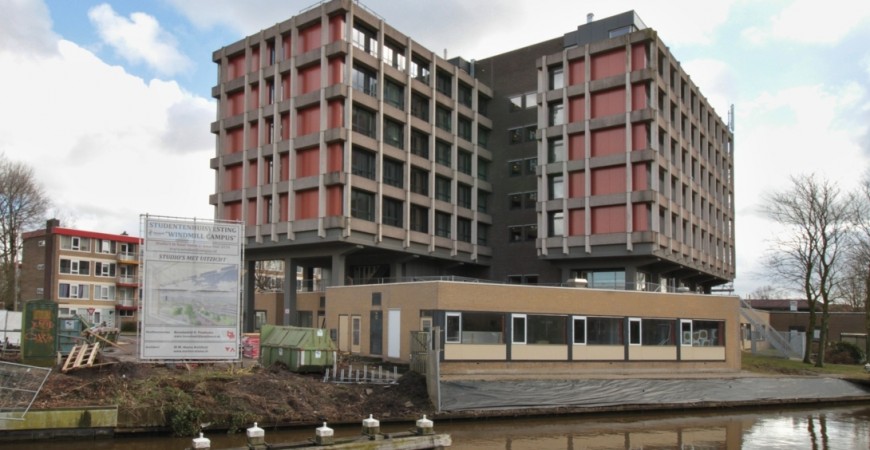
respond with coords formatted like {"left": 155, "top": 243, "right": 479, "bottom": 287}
{"left": 244, "top": 260, "right": 256, "bottom": 333}
{"left": 331, "top": 253, "right": 346, "bottom": 286}
{"left": 283, "top": 257, "right": 298, "bottom": 325}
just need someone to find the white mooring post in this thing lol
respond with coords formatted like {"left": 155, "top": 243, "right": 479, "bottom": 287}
{"left": 416, "top": 415, "right": 434, "bottom": 435}
{"left": 192, "top": 432, "right": 210, "bottom": 449}
{"left": 315, "top": 422, "right": 334, "bottom": 446}
{"left": 361, "top": 414, "right": 380, "bottom": 437}
{"left": 247, "top": 422, "right": 265, "bottom": 449}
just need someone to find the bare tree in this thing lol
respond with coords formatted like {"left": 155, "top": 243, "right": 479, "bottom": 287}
{"left": 744, "top": 285, "right": 789, "bottom": 300}
{"left": 254, "top": 260, "right": 284, "bottom": 292}
{"left": 0, "top": 155, "right": 50, "bottom": 310}
{"left": 762, "top": 174, "right": 851, "bottom": 366}
{"left": 848, "top": 173, "right": 870, "bottom": 358}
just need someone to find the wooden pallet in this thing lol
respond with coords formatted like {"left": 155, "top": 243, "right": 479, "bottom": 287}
{"left": 62, "top": 342, "right": 102, "bottom": 372}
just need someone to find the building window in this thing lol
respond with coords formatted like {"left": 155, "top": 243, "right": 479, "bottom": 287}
{"left": 458, "top": 83, "right": 473, "bottom": 108}
{"left": 411, "top": 55, "right": 430, "bottom": 84}
{"left": 457, "top": 183, "right": 472, "bottom": 209}
{"left": 352, "top": 65, "right": 377, "bottom": 97}
{"left": 411, "top": 93, "right": 429, "bottom": 121}
{"left": 382, "top": 39, "right": 406, "bottom": 70}
{"left": 509, "top": 193, "right": 523, "bottom": 210}
{"left": 477, "top": 223, "right": 489, "bottom": 246}
{"left": 410, "top": 204, "right": 428, "bottom": 232}
{"left": 352, "top": 147, "right": 376, "bottom": 180}
{"left": 435, "top": 212, "right": 451, "bottom": 238}
{"left": 549, "top": 102, "right": 564, "bottom": 126}
{"left": 410, "top": 168, "right": 429, "bottom": 195}
{"left": 588, "top": 317, "right": 624, "bottom": 345}
{"left": 436, "top": 70, "right": 452, "bottom": 97}
{"left": 457, "top": 116, "right": 472, "bottom": 142}
{"left": 549, "top": 175, "right": 564, "bottom": 200}
{"left": 509, "top": 92, "right": 536, "bottom": 111}
{"left": 384, "top": 78, "right": 404, "bottom": 110}
{"left": 435, "top": 106, "right": 451, "bottom": 132}
{"left": 478, "top": 94, "right": 490, "bottom": 117}
{"left": 457, "top": 150, "right": 472, "bottom": 175}
{"left": 642, "top": 319, "right": 675, "bottom": 346}
{"left": 457, "top": 218, "right": 472, "bottom": 243}
{"left": 446, "top": 312, "right": 461, "bottom": 343}
{"left": 352, "top": 21, "right": 378, "bottom": 57}
{"left": 382, "top": 197, "right": 403, "bottom": 227}
{"left": 509, "top": 127, "right": 523, "bottom": 144}
{"left": 477, "top": 158, "right": 490, "bottom": 181}
{"left": 384, "top": 118, "right": 404, "bottom": 149}
{"left": 509, "top": 160, "right": 523, "bottom": 177}
{"left": 411, "top": 130, "right": 429, "bottom": 158}
{"left": 435, "top": 176, "right": 451, "bottom": 202}
{"left": 382, "top": 157, "right": 403, "bottom": 188}
{"left": 435, "top": 140, "right": 451, "bottom": 167}
{"left": 477, "top": 190, "right": 489, "bottom": 213}
{"left": 629, "top": 318, "right": 642, "bottom": 346}
{"left": 351, "top": 189, "right": 375, "bottom": 221}
{"left": 526, "top": 158, "right": 537, "bottom": 175}
{"left": 511, "top": 314, "right": 527, "bottom": 344}
{"left": 548, "top": 211, "right": 564, "bottom": 236}
{"left": 478, "top": 126, "right": 490, "bottom": 149}
{"left": 548, "top": 138, "right": 565, "bottom": 163}
{"left": 352, "top": 106, "right": 376, "bottom": 138}
{"left": 549, "top": 66, "right": 564, "bottom": 90}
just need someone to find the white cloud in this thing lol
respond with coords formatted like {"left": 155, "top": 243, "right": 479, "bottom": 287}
{"left": 681, "top": 58, "right": 737, "bottom": 118}
{"left": 742, "top": 0, "right": 870, "bottom": 45}
{"left": 0, "top": 0, "right": 58, "bottom": 56}
{"left": 0, "top": 38, "right": 214, "bottom": 237}
{"left": 88, "top": 3, "right": 191, "bottom": 76}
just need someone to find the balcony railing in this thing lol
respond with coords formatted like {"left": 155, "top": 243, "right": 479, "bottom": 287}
{"left": 117, "top": 299, "right": 137, "bottom": 308}
{"left": 117, "top": 275, "right": 139, "bottom": 285}
{"left": 117, "top": 251, "right": 139, "bottom": 262}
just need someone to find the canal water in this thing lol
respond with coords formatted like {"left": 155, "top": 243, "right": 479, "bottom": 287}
{"left": 4, "top": 404, "right": 870, "bottom": 449}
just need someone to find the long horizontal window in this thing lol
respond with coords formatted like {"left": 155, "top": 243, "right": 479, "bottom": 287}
{"left": 587, "top": 317, "right": 624, "bottom": 345}
{"left": 445, "top": 312, "right": 504, "bottom": 344}
{"left": 513, "top": 314, "right": 567, "bottom": 345}
{"left": 682, "top": 319, "right": 725, "bottom": 347}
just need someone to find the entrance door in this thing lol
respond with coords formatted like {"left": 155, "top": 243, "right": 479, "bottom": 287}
{"left": 351, "top": 315, "right": 361, "bottom": 354}
{"left": 338, "top": 315, "right": 349, "bottom": 352}
{"left": 387, "top": 309, "right": 401, "bottom": 359}
{"left": 369, "top": 311, "right": 382, "bottom": 356}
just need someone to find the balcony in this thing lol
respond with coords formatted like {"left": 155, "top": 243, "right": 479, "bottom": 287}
{"left": 117, "top": 251, "right": 139, "bottom": 264}
{"left": 116, "top": 275, "right": 139, "bottom": 287}
{"left": 117, "top": 299, "right": 137, "bottom": 308}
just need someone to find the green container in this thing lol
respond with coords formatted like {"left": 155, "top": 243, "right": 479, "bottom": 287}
{"left": 259, "top": 325, "right": 336, "bottom": 372}
{"left": 21, "top": 300, "right": 58, "bottom": 367}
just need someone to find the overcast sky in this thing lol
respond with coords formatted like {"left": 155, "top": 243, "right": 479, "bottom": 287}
{"left": 1, "top": 0, "right": 869, "bottom": 297}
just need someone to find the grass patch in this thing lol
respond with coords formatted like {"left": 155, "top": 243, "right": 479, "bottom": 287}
{"left": 742, "top": 351, "right": 868, "bottom": 378}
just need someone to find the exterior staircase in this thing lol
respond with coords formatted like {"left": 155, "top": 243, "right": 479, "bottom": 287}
{"left": 740, "top": 299, "right": 804, "bottom": 359}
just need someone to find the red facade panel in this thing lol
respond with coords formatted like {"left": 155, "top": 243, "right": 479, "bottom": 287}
{"left": 327, "top": 185, "right": 342, "bottom": 216}
{"left": 591, "top": 48, "right": 625, "bottom": 80}
{"left": 247, "top": 160, "right": 258, "bottom": 188}
{"left": 631, "top": 43, "right": 647, "bottom": 71}
{"left": 225, "top": 164, "right": 243, "bottom": 190}
{"left": 281, "top": 113, "right": 291, "bottom": 140}
{"left": 226, "top": 91, "right": 244, "bottom": 117}
{"left": 300, "top": 23, "right": 322, "bottom": 52}
{"left": 568, "top": 96, "right": 585, "bottom": 122}
{"left": 327, "top": 143, "right": 343, "bottom": 172}
{"left": 250, "top": 46, "right": 260, "bottom": 72}
{"left": 591, "top": 87, "right": 625, "bottom": 118}
{"left": 282, "top": 34, "right": 292, "bottom": 59}
{"left": 632, "top": 203, "right": 649, "bottom": 231}
{"left": 631, "top": 123, "right": 648, "bottom": 151}
{"left": 227, "top": 54, "right": 245, "bottom": 80}
{"left": 279, "top": 193, "right": 289, "bottom": 222}
{"left": 295, "top": 188, "right": 319, "bottom": 220}
{"left": 246, "top": 200, "right": 257, "bottom": 226}
{"left": 297, "top": 105, "right": 320, "bottom": 136}
{"left": 591, "top": 205, "right": 626, "bottom": 234}
{"left": 590, "top": 126, "right": 625, "bottom": 157}
{"left": 247, "top": 121, "right": 259, "bottom": 149}
{"left": 281, "top": 74, "right": 291, "bottom": 101}
{"left": 632, "top": 162, "right": 648, "bottom": 191}
{"left": 250, "top": 84, "right": 260, "bottom": 110}
{"left": 329, "top": 15, "right": 345, "bottom": 43}
{"left": 591, "top": 165, "right": 626, "bottom": 195}
{"left": 568, "top": 133, "right": 585, "bottom": 160}
{"left": 296, "top": 147, "right": 320, "bottom": 178}
{"left": 225, "top": 201, "right": 242, "bottom": 221}
{"left": 328, "top": 100, "right": 343, "bottom": 128}
{"left": 569, "top": 209, "right": 585, "bottom": 236}
{"left": 328, "top": 58, "right": 344, "bottom": 85}
{"left": 568, "top": 59, "right": 585, "bottom": 85}
{"left": 226, "top": 127, "right": 244, "bottom": 153}
{"left": 568, "top": 171, "right": 585, "bottom": 198}
{"left": 299, "top": 65, "right": 321, "bottom": 94}
{"left": 280, "top": 153, "right": 290, "bottom": 181}
{"left": 631, "top": 83, "right": 647, "bottom": 111}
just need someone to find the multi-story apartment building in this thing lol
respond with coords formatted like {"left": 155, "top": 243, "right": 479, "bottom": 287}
{"left": 210, "top": 1, "right": 734, "bottom": 313}
{"left": 20, "top": 219, "right": 140, "bottom": 328}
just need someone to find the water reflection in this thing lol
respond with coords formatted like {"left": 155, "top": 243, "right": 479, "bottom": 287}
{"left": 3, "top": 405, "right": 870, "bottom": 449}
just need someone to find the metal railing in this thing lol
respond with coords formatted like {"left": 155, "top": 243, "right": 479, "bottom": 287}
{"left": 740, "top": 298, "right": 803, "bottom": 359}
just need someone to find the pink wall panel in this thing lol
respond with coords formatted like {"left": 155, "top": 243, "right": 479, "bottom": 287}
{"left": 282, "top": 74, "right": 291, "bottom": 101}
{"left": 279, "top": 193, "right": 289, "bottom": 222}
{"left": 250, "top": 46, "right": 260, "bottom": 72}
{"left": 281, "top": 113, "right": 291, "bottom": 140}
{"left": 247, "top": 160, "right": 258, "bottom": 188}
{"left": 328, "top": 58, "right": 344, "bottom": 85}
{"left": 591, "top": 205, "right": 626, "bottom": 234}
{"left": 296, "top": 146, "right": 320, "bottom": 178}
{"left": 568, "top": 133, "right": 585, "bottom": 160}
{"left": 282, "top": 34, "right": 292, "bottom": 59}
{"left": 327, "top": 143, "right": 343, "bottom": 172}
{"left": 247, "top": 121, "right": 259, "bottom": 149}
{"left": 329, "top": 15, "right": 345, "bottom": 43}
{"left": 590, "top": 126, "right": 625, "bottom": 157}
{"left": 224, "top": 201, "right": 242, "bottom": 221}
{"left": 226, "top": 91, "right": 244, "bottom": 117}
{"left": 297, "top": 105, "right": 320, "bottom": 136}
{"left": 568, "top": 171, "right": 585, "bottom": 198}
{"left": 569, "top": 209, "right": 585, "bottom": 236}
{"left": 631, "top": 123, "right": 648, "bottom": 151}
{"left": 246, "top": 200, "right": 257, "bottom": 226}
{"left": 225, "top": 164, "right": 243, "bottom": 190}
{"left": 632, "top": 203, "right": 649, "bottom": 231}
{"left": 591, "top": 88, "right": 625, "bottom": 118}
{"left": 632, "top": 163, "right": 648, "bottom": 191}
{"left": 568, "top": 96, "right": 585, "bottom": 122}
{"left": 591, "top": 165, "right": 626, "bottom": 195}
{"left": 300, "top": 23, "right": 322, "bottom": 52}
{"left": 226, "top": 127, "right": 244, "bottom": 153}
{"left": 568, "top": 59, "right": 585, "bottom": 85}
{"left": 295, "top": 188, "right": 319, "bottom": 220}
{"left": 227, "top": 54, "right": 245, "bottom": 80}
{"left": 250, "top": 84, "right": 260, "bottom": 110}
{"left": 280, "top": 153, "right": 290, "bottom": 181}
{"left": 328, "top": 100, "right": 343, "bottom": 128}
{"left": 591, "top": 48, "right": 625, "bottom": 80}
{"left": 631, "top": 43, "right": 647, "bottom": 71}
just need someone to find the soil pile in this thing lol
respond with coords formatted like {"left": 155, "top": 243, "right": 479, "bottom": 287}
{"left": 31, "top": 359, "right": 433, "bottom": 435}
